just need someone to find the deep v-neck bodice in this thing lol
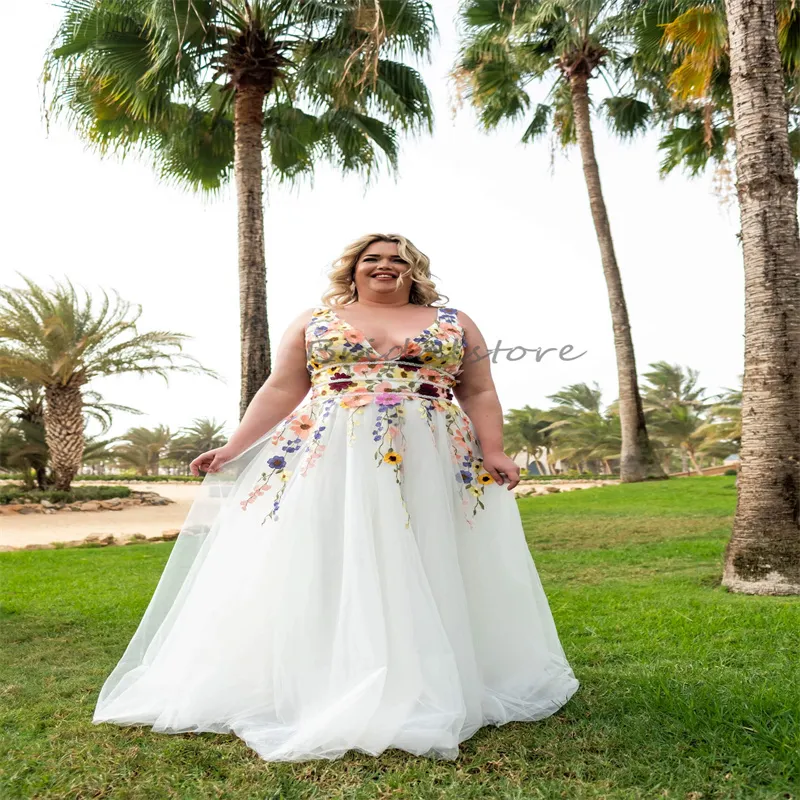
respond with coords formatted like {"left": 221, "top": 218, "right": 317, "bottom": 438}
{"left": 327, "top": 305, "right": 442, "bottom": 359}
{"left": 304, "top": 304, "right": 466, "bottom": 403}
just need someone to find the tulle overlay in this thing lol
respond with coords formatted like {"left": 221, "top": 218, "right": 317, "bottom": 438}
{"left": 93, "top": 305, "right": 579, "bottom": 761}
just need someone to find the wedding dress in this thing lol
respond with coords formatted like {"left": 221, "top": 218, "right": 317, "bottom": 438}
{"left": 92, "top": 304, "right": 580, "bottom": 761}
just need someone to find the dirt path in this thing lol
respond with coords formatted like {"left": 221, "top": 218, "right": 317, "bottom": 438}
{"left": 1, "top": 479, "right": 615, "bottom": 549}
{"left": 1, "top": 483, "right": 199, "bottom": 549}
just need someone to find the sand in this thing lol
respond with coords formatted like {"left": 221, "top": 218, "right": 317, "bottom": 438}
{"left": 0, "top": 479, "right": 613, "bottom": 549}
{"left": 0, "top": 482, "right": 199, "bottom": 549}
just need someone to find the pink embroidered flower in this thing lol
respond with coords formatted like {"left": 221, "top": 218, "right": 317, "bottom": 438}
{"left": 352, "top": 362, "right": 376, "bottom": 376}
{"left": 373, "top": 381, "right": 395, "bottom": 393}
{"left": 375, "top": 392, "right": 404, "bottom": 406}
{"left": 240, "top": 483, "right": 271, "bottom": 511}
{"left": 419, "top": 368, "right": 442, "bottom": 382}
{"left": 404, "top": 341, "right": 423, "bottom": 357}
{"left": 317, "top": 349, "right": 333, "bottom": 362}
{"left": 439, "top": 322, "right": 461, "bottom": 337}
{"left": 289, "top": 414, "right": 315, "bottom": 438}
{"left": 343, "top": 329, "right": 363, "bottom": 345}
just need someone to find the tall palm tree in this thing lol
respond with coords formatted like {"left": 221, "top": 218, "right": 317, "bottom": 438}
{"left": 0, "top": 276, "right": 220, "bottom": 491}
{"left": 44, "top": 0, "right": 437, "bottom": 418}
{"left": 720, "top": 0, "right": 800, "bottom": 595}
{"left": 453, "top": 0, "right": 664, "bottom": 482}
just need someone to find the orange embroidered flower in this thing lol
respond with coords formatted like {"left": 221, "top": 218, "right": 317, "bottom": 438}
{"left": 340, "top": 393, "right": 373, "bottom": 408}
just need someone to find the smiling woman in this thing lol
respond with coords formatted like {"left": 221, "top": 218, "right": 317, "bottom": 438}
{"left": 91, "top": 233, "right": 580, "bottom": 763}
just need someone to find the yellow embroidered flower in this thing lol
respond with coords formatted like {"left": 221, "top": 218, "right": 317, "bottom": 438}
{"left": 478, "top": 472, "right": 494, "bottom": 484}
{"left": 280, "top": 470, "right": 292, "bottom": 483}
{"left": 383, "top": 450, "right": 402, "bottom": 464}
{"left": 467, "top": 484, "right": 482, "bottom": 497}
{"left": 421, "top": 353, "right": 437, "bottom": 363}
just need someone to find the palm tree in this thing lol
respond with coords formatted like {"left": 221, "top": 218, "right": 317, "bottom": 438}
{"left": 113, "top": 425, "right": 175, "bottom": 475}
{"left": 542, "top": 382, "right": 622, "bottom": 473}
{"left": 0, "top": 376, "right": 140, "bottom": 488}
{"left": 503, "top": 406, "right": 552, "bottom": 474}
{"left": 640, "top": 360, "right": 708, "bottom": 474}
{"left": 720, "top": 0, "right": 800, "bottom": 595}
{"left": 627, "top": 0, "right": 800, "bottom": 179}
{"left": 453, "top": 0, "right": 664, "bottom": 482}
{"left": 696, "top": 382, "right": 741, "bottom": 457}
{"left": 44, "top": 0, "right": 437, "bottom": 418}
{"left": 169, "top": 417, "right": 229, "bottom": 473}
{"left": 0, "top": 276, "right": 221, "bottom": 491}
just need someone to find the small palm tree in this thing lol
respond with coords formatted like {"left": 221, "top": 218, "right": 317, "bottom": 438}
{"left": 168, "top": 417, "right": 229, "bottom": 473}
{"left": 0, "top": 276, "right": 221, "bottom": 490}
{"left": 113, "top": 425, "right": 175, "bottom": 475}
{"left": 503, "top": 406, "right": 553, "bottom": 474}
{"left": 640, "top": 360, "right": 708, "bottom": 473}
{"left": 453, "top": 0, "right": 663, "bottom": 482}
{"left": 696, "top": 383, "right": 741, "bottom": 456}
{"left": 542, "top": 382, "right": 622, "bottom": 473}
{"left": 44, "top": 0, "right": 437, "bottom": 417}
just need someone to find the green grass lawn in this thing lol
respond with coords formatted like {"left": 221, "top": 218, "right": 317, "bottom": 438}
{"left": 1, "top": 476, "right": 797, "bottom": 799}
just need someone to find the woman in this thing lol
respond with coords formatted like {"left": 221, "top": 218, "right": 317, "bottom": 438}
{"left": 93, "top": 233, "right": 580, "bottom": 762}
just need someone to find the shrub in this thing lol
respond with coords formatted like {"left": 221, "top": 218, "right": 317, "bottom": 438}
{"left": 0, "top": 485, "right": 131, "bottom": 505}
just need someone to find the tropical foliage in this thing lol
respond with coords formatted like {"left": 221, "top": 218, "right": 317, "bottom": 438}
{"left": 0, "top": 276, "right": 220, "bottom": 490}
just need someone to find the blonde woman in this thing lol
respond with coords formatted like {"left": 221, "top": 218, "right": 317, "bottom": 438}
{"left": 93, "top": 233, "right": 580, "bottom": 762}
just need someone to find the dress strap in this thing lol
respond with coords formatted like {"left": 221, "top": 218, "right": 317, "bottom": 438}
{"left": 438, "top": 306, "right": 459, "bottom": 326}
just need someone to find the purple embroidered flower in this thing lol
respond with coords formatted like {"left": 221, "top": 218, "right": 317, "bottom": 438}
{"left": 460, "top": 470, "right": 473, "bottom": 484}
{"left": 268, "top": 455, "right": 286, "bottom": 469}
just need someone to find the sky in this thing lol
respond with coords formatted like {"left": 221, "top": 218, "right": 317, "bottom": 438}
{"left": 3, "top": 1, "right": 744, "bottom": 442}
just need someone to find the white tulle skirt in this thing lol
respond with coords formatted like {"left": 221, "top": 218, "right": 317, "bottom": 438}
{"left": 93, "top": 396, "right": 580, "bottom": 761}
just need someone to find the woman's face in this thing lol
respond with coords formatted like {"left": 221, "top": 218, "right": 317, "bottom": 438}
{"left": 352, "top": 240, "right": 411, "bottom": 300}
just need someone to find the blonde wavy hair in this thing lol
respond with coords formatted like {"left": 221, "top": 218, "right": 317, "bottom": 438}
{"left": 320, "top": 233, "right": 449, "bottom": 308}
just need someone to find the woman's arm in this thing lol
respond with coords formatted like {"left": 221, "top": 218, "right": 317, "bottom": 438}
{"left": 452, "top": 310, "right": 520, "bottom": 488}
{"left": 220, "top": 307, "right": 315, "bottom": 458}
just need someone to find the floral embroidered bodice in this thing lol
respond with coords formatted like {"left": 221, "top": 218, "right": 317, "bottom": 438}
{"left": 306, "top": 305, "right": 466, "bottom": 402}
{"left": 240, "top": 304, "right": 495, "bottom": 530}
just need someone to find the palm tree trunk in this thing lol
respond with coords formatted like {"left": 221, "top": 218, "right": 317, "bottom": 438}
{"left": 721, "top": 0, "right": 800, "bottom": 594}
{"left": 234, "top": 85, "right": 272, "bottom": 420}
{"left": 43, "top": 383, "right": 84, "bottom": 491}
{"left": 569, "top": 72, "right": 664, "bottom": 483}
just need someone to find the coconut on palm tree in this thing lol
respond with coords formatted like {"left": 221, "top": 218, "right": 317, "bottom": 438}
{"left": 44, "top": 0, "right": 437, "bottom": 417}
{"left": 0, "top": 276, "right": 221, "bottom": 491}
{"left": 453, "top": 0, "right": 663, "bottom": 482}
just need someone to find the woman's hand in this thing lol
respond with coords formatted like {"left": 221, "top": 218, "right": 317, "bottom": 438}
{"left": 190, "top": 446, "right": 238, "bottom": 476}
{"left": 482, "top": 451, "right": 521, "bottom": 489}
